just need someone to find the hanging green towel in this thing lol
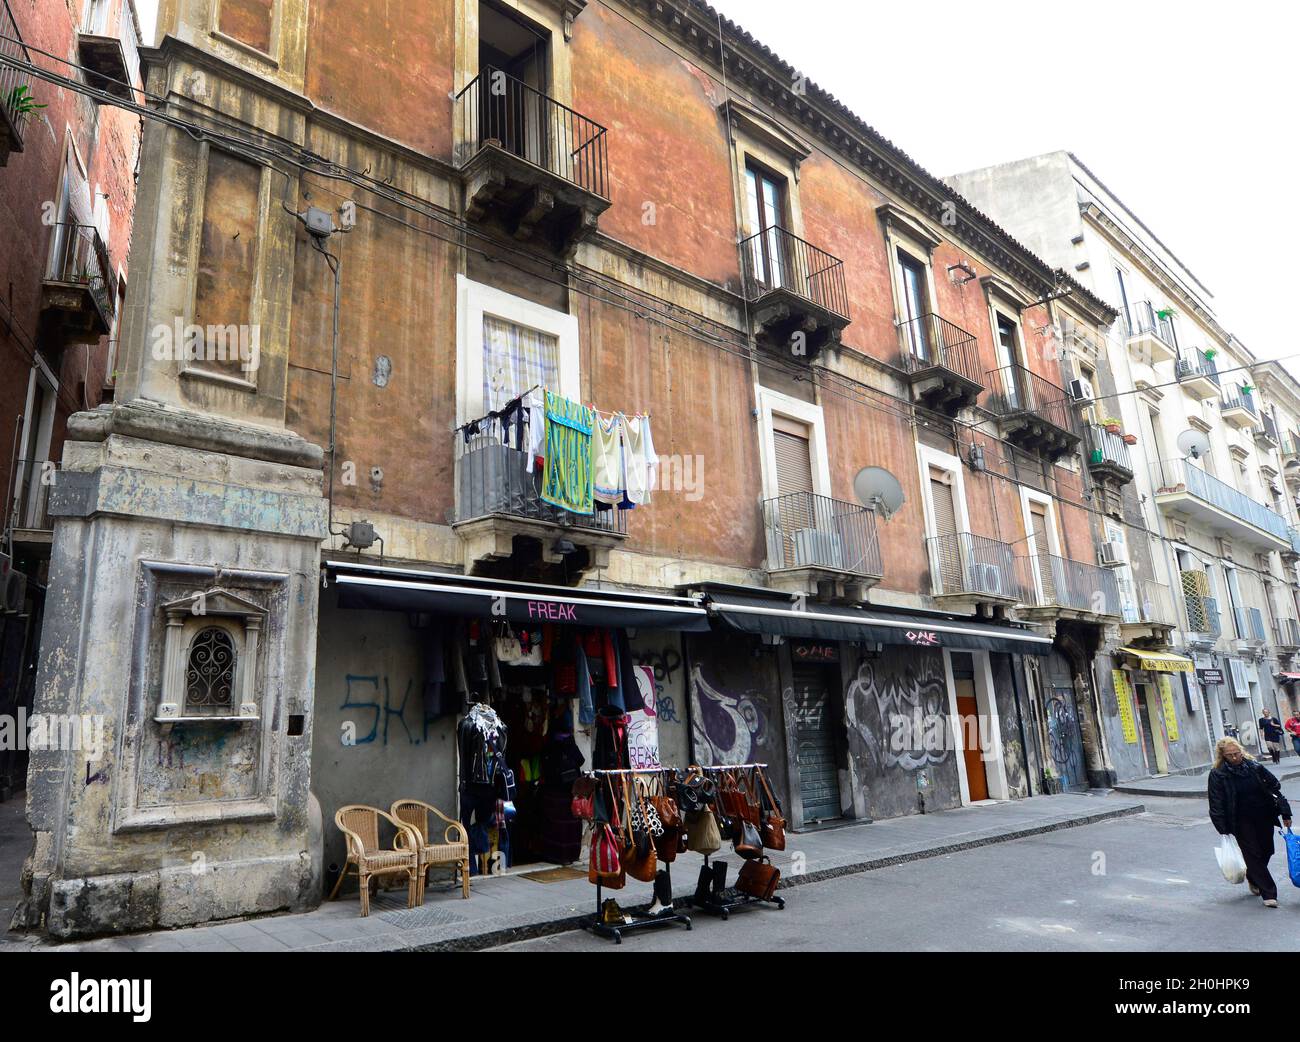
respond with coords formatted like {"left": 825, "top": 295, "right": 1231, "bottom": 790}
{"left": 541, "top": 390, "right": 595, "bottom": 514}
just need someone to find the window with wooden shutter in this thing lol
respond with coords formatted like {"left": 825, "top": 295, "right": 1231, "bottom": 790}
{"left": 773, "top": 417, "right": 814, "bottom": 497}
{"left": 771, "top": 416, "right": 818, "bottom": 567}
{"left": 1030, "top": 503, "right": 1057, "bottom": 602}
{"left": 929, "top": 467, "right": 960, "bottom": 592}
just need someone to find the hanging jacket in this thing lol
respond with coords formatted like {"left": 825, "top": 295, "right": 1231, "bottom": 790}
{"left": 575, "top": 642, "right": 596, "bottom": 726}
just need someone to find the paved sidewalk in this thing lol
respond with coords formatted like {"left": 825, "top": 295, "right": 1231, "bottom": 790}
{"left": 4, "top": 791, "right": 1144, "bottom": 953}
{"left": 1114, "top": 761, "right": 1300, "bottom": 798}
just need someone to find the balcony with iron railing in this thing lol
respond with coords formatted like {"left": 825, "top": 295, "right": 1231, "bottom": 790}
{"left": 1118, "top": 577, "right": 1178, "bottom": 632}
{"left": 762, "top": 491, "right": 882, "bottom": 599}
{"left": 1254, "top": 414, "right": 1280, "bottom": 448}
{"left": 453, "top": 65, "right": 610, "bottom": 253}
{"left": 41, "top": 221, "right": 115, "bottom": 340}
{"left": 1175, "top": 349, "right": 1220, "bottom": 400}
{"left": 1275, "top": 617, "right": 1300, "bottom": 652}
{"left": 897, "top": 313, "right": 983, "bottom": 414}
{"left": 1124, "top": 301, "right": 1177, "bottom": 365}
{"left": 1220, "top": 389, "right": 1262, "bottom": 431}
{"left": 1285, "top": 525, "right": 1300, "bottom": 561}
{"left": 1151, "top": 458, "right": 1289, "bottom": 550}
{"left": 0, "top": 0, "right": 32, "bottom": 165}
{"left": 77, "top": 0, "right": 138, "bottom": 101}
{"left": 740, "top": 226, "right": 849, "bottom": 359}
{"left": 453, "top": 407, "right": 625, "bottom": 577}
{"left": 926, "top": 532, "right": 1033, "bottom": 605}
{"left": 984, "top": 363, "right": 1081, "bottom": 459}
{"left": 7, "top": 459, "right": 58, "bottom": 547}
{"left": 1019, "top": 552, "right": 1122, "bottom": 619}
{"left": 1085, "top": 424, "right": 1134, "bottom": 484}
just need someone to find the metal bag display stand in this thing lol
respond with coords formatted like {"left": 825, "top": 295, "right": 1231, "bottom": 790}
{"left": 584, "top": 768, "right": 691, "bottom": 944}
{"left": 685, "top": 764, "right": 786, "bottom": 920}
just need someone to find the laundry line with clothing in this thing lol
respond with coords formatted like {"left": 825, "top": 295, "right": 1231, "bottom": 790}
{"left": 455, "top": 386, "right": 657, "bottom": 518}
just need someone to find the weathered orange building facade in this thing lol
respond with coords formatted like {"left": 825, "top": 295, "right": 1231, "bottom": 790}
{"left": 15, "top": 0, "right": 1126, "bottom": 936}
{"left": 1, "top": 0, "right": 142, "bottom": 799}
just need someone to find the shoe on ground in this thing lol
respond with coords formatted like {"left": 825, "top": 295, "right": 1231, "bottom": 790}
{"left": 600, "top": 898, "right": 629, "bottom": 925}
{"left": 1263, "top": 899, "right": 1278, "bottom": 908}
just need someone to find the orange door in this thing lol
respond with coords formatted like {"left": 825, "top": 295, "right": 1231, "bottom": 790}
{"left": 956, "top": 686, "right": 988, "bottom": 802}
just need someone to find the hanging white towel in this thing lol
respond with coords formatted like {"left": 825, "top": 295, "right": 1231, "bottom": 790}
{"left": 622, "top": 413, "right": 657, "bottom": 505}
{"left": 592, "top": 412, "right": 624, "bottom": 505}
{"left": 524, "top": 388, "right": 546, "bottom": 474}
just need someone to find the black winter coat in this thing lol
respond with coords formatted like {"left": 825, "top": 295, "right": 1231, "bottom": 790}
{"left": 1207, "top": 760, "right": 1291, "bottom": 835}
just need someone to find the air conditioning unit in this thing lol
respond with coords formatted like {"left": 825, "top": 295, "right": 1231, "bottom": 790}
{"left": 1068, "top": 377, "right": 1095, "bottom": 404}
{"left": 1097, "top": 541, "right": 1127, "bottom": 567}
{"left": 968, "top": 562, "right": 1006, "bottom": 596}
{"left": 792, "top": 529, "right": 843, "bottom": 569}
{"left": 3, "top": 569, "right": 27, "bottom": 613}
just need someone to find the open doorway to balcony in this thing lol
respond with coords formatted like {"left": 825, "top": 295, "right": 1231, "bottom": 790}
{"left": 478, "top": 1, "right": 551, "bottom": 167}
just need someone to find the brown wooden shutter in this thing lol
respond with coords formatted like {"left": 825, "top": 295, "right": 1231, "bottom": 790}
{"left": 1031, "top": 505, "right": 1057, "bottom": 602}
{"left": 929, "top": 468, "right": 960, "bottom": 592}
{"left": 773, "top": 420, "right": 813, "bottom": 497}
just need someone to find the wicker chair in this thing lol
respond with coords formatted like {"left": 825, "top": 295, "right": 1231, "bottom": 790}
{"left": 328, "top": 805, "right": 421, "bottom": 916}
{"left": 391, "top": 798, "right": 472, "bottom": 902}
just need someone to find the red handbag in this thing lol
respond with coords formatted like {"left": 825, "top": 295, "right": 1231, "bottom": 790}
{"left": 589, "top": 823, "right": 625, "bottom": 889}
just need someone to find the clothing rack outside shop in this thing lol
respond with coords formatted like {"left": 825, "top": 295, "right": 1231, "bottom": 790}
{"left": 585, "top": 767, "right": 692, "bottom": 944}
{"left": 688, "top": 763, "right": 786, "bottom": 919}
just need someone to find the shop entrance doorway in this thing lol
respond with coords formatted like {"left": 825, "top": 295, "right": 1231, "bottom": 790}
{"left": 791, "top": 663, "right": 842, "bottom": 823}
{"left": 954, "top": 677, "right": 988, "bottom": 802}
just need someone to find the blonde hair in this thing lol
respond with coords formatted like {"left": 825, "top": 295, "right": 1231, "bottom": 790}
{"left": 1213, "top": 737, "right": 1254, "bottom": 770}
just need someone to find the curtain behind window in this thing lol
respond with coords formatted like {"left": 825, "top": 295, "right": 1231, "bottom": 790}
{"left": 482, "top": 315, "right": 560, "bottom": 413}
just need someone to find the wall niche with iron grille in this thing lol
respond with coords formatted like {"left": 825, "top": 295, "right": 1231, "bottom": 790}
{"left": 156, "top": 588, "right": 266, "bottom": 726}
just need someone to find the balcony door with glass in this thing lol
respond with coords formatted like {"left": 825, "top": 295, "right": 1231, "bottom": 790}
{"left": 745, "top": 161, "right": 788, "bottom": 294}
{"left": 996, "top": 314, "right": 1023, "bottom": 409}
{"left": 897, "top": 249, "right": 931, "bottom": 363}
{"left": 478, "top": 1, "right": 551, "bottom": 167}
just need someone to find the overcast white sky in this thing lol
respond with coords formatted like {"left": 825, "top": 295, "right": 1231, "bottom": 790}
{"left": 711, "top": 0, "right": 1298, "bottom": 370}
{"left": 133, "top": 1, "right": 1294, "bottom": 366}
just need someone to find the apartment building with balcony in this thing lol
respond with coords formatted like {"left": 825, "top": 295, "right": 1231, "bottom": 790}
{"left": 14, "top": 0, "right": 1122, "bottom": 937}
{"left": 0, "top": 0, "right": 142, "bottom": 800}
{"left": 948, "top": 150, "right": 1296, "bottom": 778}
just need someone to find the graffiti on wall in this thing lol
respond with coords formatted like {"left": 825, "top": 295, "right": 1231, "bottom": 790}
{"left": 690, "top": 664, "right": 765, "bottom": 766}
{"left": 339, "top": 674, "right": 439, "bottom": 747}
{"left": 633, "top": 645, "right": 683, "bottom": 724}
{"left": 845, "top": 652, "right": 952, "bottom": 773}
{"left": 1046, "top": 686, "right": 1085, "bottom": 790}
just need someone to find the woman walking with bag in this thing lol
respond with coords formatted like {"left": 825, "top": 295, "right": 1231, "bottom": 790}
{"left": 1207, "top": 737, "right": 1292, "bottom": 907}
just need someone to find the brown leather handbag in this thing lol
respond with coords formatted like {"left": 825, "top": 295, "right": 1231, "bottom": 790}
{"left": 651, "top": 780, "right": 683, "bottom": 863}
{"left": 755, "top": 768, "right": 786, "bottom": 851}
{"left": 619, "top": 776, "right": 658, "bottom": 883}
{"left": 736, "top": 856, "right": 780, "bottom": 900}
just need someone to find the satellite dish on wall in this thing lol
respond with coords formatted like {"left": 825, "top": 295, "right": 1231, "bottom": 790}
{"left": 853, "top": 466, "right": 905, "bottom": 520}
{"left": 1176, "top": 429, "right": 1211, "bottom": 461}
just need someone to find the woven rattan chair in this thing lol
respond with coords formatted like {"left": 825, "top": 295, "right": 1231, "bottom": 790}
{"left": 391, "top": 798, "right": 472, "bottom": 902}
{"left": 328, "top": 805, "right": 421, "bottom": 916}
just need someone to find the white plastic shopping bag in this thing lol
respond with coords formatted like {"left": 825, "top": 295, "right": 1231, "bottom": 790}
{"left": 1216, "top": 834, "right": 1247, "bottom": 885}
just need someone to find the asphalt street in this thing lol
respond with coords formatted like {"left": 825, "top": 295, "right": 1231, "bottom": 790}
{"left": 494, "top": 785, "right": 1300, "bottom": 952}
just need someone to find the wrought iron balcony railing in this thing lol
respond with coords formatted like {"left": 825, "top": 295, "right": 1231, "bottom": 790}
{"left": 1151, "top": 458, "right": 1289, "bottom": 543}
{"left": 1138, "top": 580, "right": 1177, "bottom": 627}
{"left": 1027, "top": 552, "right": 1121, "bottom": 616}
{"left": 453, "top": 65, "right": 609, "bottom": 198}
{"left": 454, "top": 407, "right": 625, "bottom": 535}
{"left": 763, "top": 491, "right": 882, "bottom": 579}
{"left": 46, "top": 221, "right": 115, "bottom": 327}
{"left": 1085, "top": 424, "right": 1133, "bottom": 475}
{"left": 1175, "top": 350, "right": 1220, "bottom": 387}
{"left": 740, "top": 226, "right": 849, "bottom": 321}
{"left": 1125, "top": 300, "right": 1176, "bottom": 346}
{"left": 0, "top": 0, "right": 32, "bottom": 158}
{"left": 984, "top": 363, "right": 1079, "bottom": 437}
{"left": 1183, "top": 591, "right": 1222, "bottom": 640}
{"left": 926, "top": 532, "right": 1033, "bottom": 602}
{"left": 1221, "top": 391, "right": 1258, "bottom": 417}
{"left": 897, "top": 313, "right": 981, "bottom": 384}
{"left": 8, "top": 458, "right": 58, "bottom": 532}
{"left": 1287, "top": 526, "right": 1300, "bottom": 557}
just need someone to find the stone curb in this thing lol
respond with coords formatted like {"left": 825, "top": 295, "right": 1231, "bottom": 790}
{"left": 1114, "top": 768, "right": 1300, "bottom": 798}
{"left": 404, "top": 801, "right": 1147, "bottom": 952}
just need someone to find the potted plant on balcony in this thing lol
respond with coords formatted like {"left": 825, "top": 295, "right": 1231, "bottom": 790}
{"left": 1102, "top": 416, "right": 1122, "bottom": 435}
{"left": 4, "top": 85, "right": 46, "bottom": 126}
{"left": 1203, "top": 347, "right": 1217, "bottom": 360}
{"left": 1156, "top": 306, "right": 1177, "bottom": 321}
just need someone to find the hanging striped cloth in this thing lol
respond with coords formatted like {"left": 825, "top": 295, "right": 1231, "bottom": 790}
{"left": 541, "top": 390, "right": 595, "bottom": 514}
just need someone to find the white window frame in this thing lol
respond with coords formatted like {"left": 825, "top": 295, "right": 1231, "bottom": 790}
{"left": 917, "top": 444, "right": 970, "bottom": 538}
{"left": 754, "top": 386, "right": 830, "bottom": 503}
{"left": 941, "top": 649, "right": 1010, "bottom": 806}
{"left": 455, "top": 274, "right": 579, "bottom": 426}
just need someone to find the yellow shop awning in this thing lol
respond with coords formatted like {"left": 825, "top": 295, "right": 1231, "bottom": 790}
{"left": 1120, "top": 647, "right": 1194, "bottom": 673}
